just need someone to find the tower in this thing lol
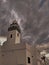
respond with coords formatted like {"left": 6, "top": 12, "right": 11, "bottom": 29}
{"left": 7, "top": 20, "right": 21, "bottom": 45}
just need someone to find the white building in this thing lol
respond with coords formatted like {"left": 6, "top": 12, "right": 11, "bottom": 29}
{"left": 0, "top": 20, "right": 49, "bottom": 65}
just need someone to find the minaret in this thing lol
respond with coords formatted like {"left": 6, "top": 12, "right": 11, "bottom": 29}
{"left": 7, "top": 20, "right": 21, "bottom": 45}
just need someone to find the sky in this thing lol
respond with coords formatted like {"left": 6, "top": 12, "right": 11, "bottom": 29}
{"left": 0, "top": 0, "right": 49, "bottom": 44}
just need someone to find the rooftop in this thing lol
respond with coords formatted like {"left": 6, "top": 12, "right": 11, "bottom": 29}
{"left": 8, "top": 20, "right": 21, "bottom": 33}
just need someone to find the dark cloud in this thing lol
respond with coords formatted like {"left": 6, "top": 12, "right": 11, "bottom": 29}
{"left": 0, "top": 0, "right": 49, "bottom": 44}
{"left": 39, "top": 0, "right": 46, "bottom": 8}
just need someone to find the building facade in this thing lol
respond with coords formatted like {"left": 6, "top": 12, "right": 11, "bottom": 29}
{"left": 0, "top": 20, "right": 37, "bottom": 65}
{"left": 0, "top": 20, "right": 48, "bottom": 65}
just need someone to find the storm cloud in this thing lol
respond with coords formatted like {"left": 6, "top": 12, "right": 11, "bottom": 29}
{"left": 0, "top": 0, "right": 49, "bottom": 44}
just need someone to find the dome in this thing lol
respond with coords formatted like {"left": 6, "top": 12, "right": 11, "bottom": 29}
{"left": 8, "top": 20, "right": 21, "bottom": 33}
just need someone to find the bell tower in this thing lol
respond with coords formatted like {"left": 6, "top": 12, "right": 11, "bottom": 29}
{"left": 7, "top": 20, "right": 21, "bottom": 45}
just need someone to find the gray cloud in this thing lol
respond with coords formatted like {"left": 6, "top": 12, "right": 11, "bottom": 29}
{"left": 0, "top": 0, "right": 49, "bottom": 44}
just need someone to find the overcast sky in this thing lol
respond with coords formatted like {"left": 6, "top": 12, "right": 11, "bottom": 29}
{"left": 0, "top": 0, "right": 49, "bottom": 44}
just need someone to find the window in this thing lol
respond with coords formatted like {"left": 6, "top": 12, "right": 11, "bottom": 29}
{"left": 28, "top": 57, "right": 30, "bottom": 63}
{"left": 17, "top": 33, "right": 19, "bottom": 36}
{"left": 10, "top": 34, "right": 12, "bottom": 38}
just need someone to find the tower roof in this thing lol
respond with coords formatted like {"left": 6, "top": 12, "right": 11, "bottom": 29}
{"left": 8, "top": 20, "right": 21, "bottom": 33}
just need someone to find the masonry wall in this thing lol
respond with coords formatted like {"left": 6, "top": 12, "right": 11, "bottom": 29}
{"left": 1, "top": 43, "right": 33, "bottom": 65}
{"left": 7, "top": 30, "right": 20, "bottom": 45}
{"left": 26, "top": 43, "right": 32, "bottom": 65}
{"left": 31, "top": 44, "right": 38, "bottom": 65}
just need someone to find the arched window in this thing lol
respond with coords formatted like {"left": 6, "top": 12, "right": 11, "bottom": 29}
{"left": 17, "top": 33, "right": 19, "bottom": 36}
{"left": 10, "top": 34, "right": 12, "bottom": 38}
{"left": 28, "top": 57, "right": 31, "bottom": 63}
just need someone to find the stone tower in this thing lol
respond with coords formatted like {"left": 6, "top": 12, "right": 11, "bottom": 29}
{"left": 1, "top": 20, "right": 33, "bottom": 65}
{"left": 7, "top": 20, "right": 21, "bottom": 45}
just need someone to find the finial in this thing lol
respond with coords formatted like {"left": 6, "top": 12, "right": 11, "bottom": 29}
{"left": 13, "top": 20, "right": 17, "bottom": 24}
{"left": 8, "top": 20, "right": 21, "bottom": 33}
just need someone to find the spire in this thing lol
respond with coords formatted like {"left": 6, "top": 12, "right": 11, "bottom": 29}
{"left": 8, "top": 20, "right": 21, "bottom": 33}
